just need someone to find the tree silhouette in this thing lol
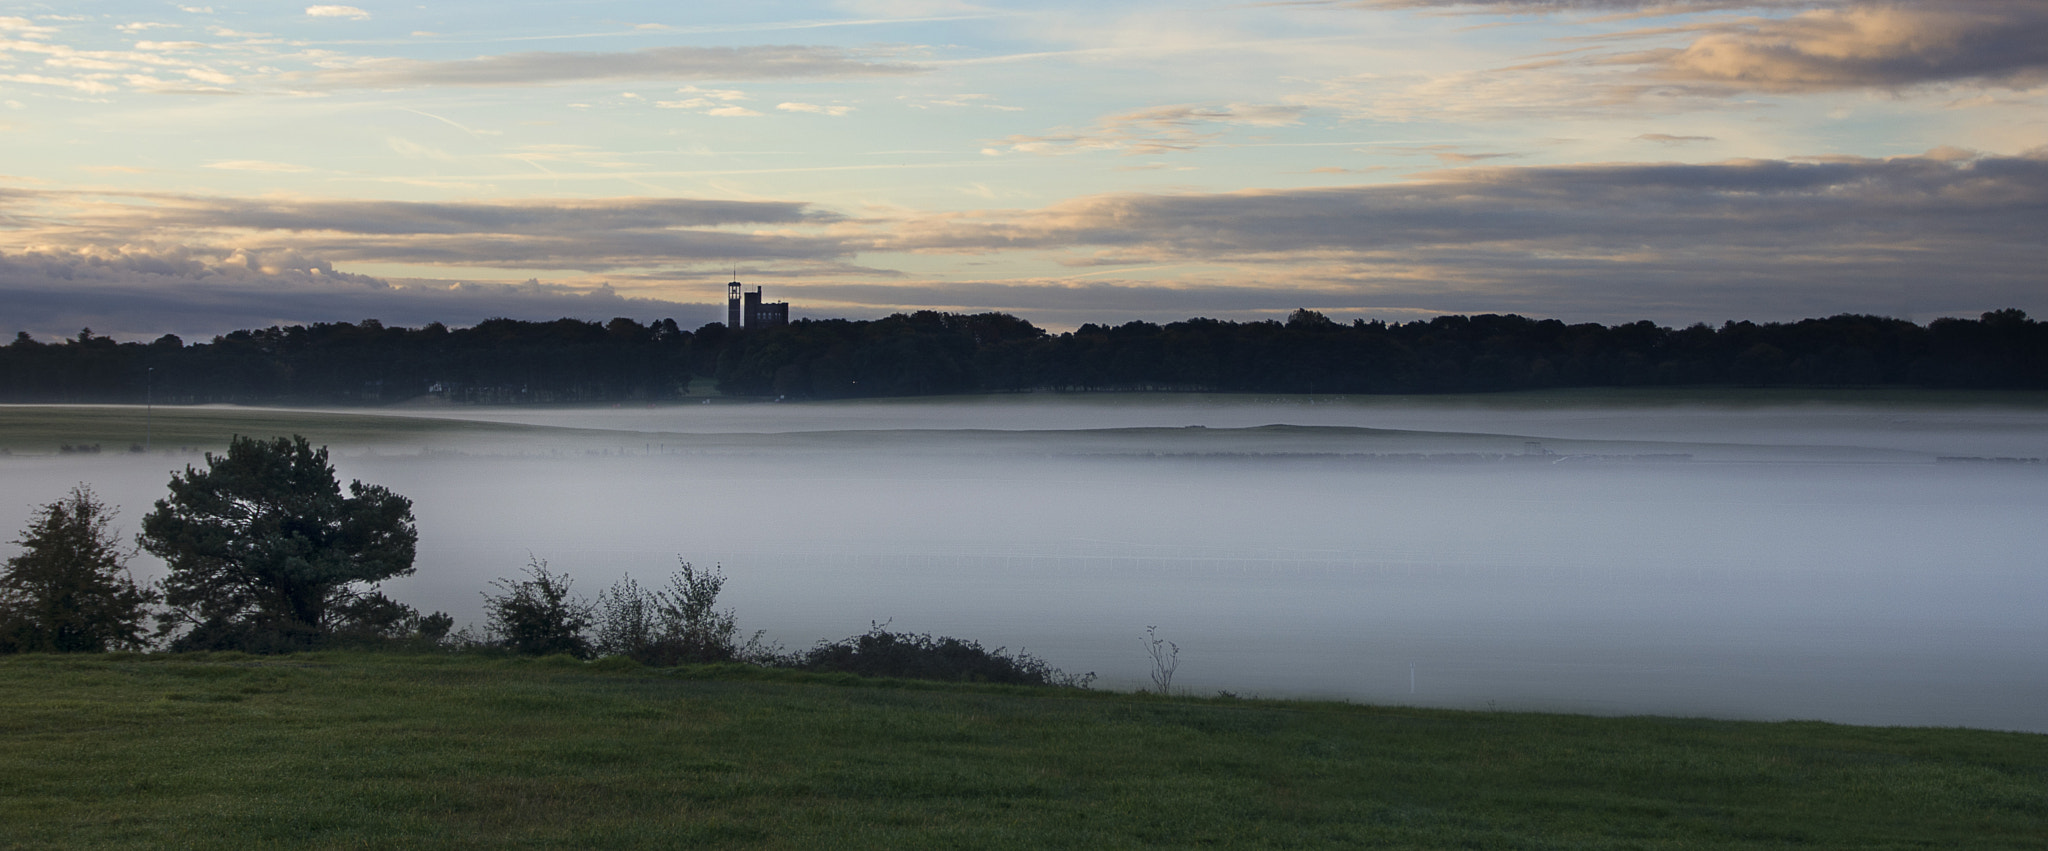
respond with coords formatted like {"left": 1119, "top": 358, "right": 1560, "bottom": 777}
{"left": 141, "top": 435, "right": 418, "bottom": 652}
{"left": 0, "top": 486, "right": 157, "bottom": 653}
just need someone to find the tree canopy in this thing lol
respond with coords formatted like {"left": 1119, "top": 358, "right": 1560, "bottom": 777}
{"left": 140, "top": 434, "right": 419, "bottom": 652}
{"left": 0, "top": 486, "right": 157, "bottom": 653}
{"left": 4, "top": 309, "right": 2045, "bottom": 403}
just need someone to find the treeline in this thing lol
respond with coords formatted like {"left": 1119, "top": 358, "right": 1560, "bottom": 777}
{"left": 5, "top": 308, "right": 2045, "bottom": 403}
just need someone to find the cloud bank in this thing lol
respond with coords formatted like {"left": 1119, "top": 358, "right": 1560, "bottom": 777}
{"left": 1644, "top": 1, "right": 2048, "bottom": 92}
{"left": 1350, "top": 0, "right": 2048, "bottom": 95}
{"left": 312, "top": 45, "right": 926, "bottom": 88}
{"left": 4, "top": 151, "right": 2041, "bottom": 335}
{"left": 989, "top": 103, "right": 1309, "bottom": 156}
{"left": 0, "top": 246, "right": 714, "bottom": 341}
{"left": 880, "top": 149, "right": 2048, "bottom": 321}
{"left": 7, "top": 193, "right": 857, "bottom": 273}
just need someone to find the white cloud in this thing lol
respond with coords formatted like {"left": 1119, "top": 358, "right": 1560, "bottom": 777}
{"left": 674, "top": 85, "right": 748, "bottom": 100}
{"left": 907, "top": 93, "right": 1023, "bottom": 111}
{"left": 305, "top": 5, "right": 371, "bottom": 21}
{"left": 45, "top": 56, "right": 129, "bottom": 71}
{"left": 991, "top": 103, "right": 1309, "bottom": 156}
{"left": 182, "top": 67, "right": 234, "bottom": 85}
{"left": 0, "top": 73, "right": 117, "bottom": 94}
{"left": 204, "top": 160, "right": 316, "bottom": 172}
{"left": 778, "top": 101, "right": 854, "bottom": 116}
{"left": 0, "top": 16, "right": 56, "bottom": 37}
{"left": 658, "top": 86, "right": 760, "bottom": 115}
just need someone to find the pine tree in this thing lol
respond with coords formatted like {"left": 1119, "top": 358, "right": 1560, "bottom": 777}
{"left": 1, "top": 486, "right": 157, "bottom": 653}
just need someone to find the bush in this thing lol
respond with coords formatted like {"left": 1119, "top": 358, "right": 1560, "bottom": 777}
{"left": 799, "top": 623, "right": 1092, "bottom": 688}
{"left": 483, "top": 558, "right": 593, "bottom": 658}
{"left": 594, "top": 561, "right": 743, "bottom": 666}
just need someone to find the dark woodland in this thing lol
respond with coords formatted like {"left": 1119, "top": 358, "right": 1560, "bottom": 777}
{"left": 4, "top": 308, "right": 2043, "bottom": 404}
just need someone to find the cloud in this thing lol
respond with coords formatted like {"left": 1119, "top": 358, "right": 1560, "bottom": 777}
{"left": 655, "top": 85, "right": 763, "bottom": 114}
{"left": 988, "top": 103, "right": 1309, "bottom": 156}
{"left": 308, "top": 45, "right": 925, "bottom": 89}
{"left": 1349, "top": 1, "right": 2048, "bottom": 96}
{"left": 0, "top": 16, "right": 56, "bottom": 37}
{"left": 7, "top": 150, "right": 2041, "bottom": 332}
{"left": 204, "top": 160, "right": 315, "bottom": 172}
{"left": 305, "top": 5, "right": 371, "bottom": 21}
{"left": 906, "top": 93, "right": 1023, "bottom": 111}
{"left": 2, "top": 192, "right": 860, "bottom": 282}
{"left": 1373, "top": 144, "right": 1524, "bottom": 164}
{"left": 0, "top": 26, "right": 260, "bottom": 96}
{"left": 1640, "top": 2, "right": 2048, "bottom": 92}
{"left": 1636, "top": 133, "right": 1715, "bottom": 143}
{"left": 876, "top": 149, "right": 2048, "bottom": 322}
{"left": 778, "top": 101, "right": 854, "bottom": 116}
{"left": 0, "top": 245, "right": 721, "bottom": 341}
{"left": 0, "top": 73, "right": 118, "bottom": 94}
{"left": 1327, "top": 0, "right": 1812, "bottom": 12}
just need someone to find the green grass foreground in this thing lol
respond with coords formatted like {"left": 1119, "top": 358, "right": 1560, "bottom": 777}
{"left": 2, "top": 653, "right": 2041, "bottom": 849}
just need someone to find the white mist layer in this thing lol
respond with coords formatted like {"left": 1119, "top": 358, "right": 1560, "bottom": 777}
{"left": 4, "top": 397, "right": 2044, "bottom": 732}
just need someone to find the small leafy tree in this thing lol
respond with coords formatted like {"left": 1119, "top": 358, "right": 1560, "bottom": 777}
{"left": 0, "top": 486, "right": 157, "bottom": 652}
{"left": 593, "top": 574, "right": 657, "bottom": 661}
{"left": 140, "top": 434, "right": 421, "bottom": 652}
{"left": 593, "top": 561, "right": 741, "bottom": 666}
{"left": 658, "top": 561, "right": 739, "bottom": 663}
{"left": 484, "top": 558, "right": 592, "bottom": 658}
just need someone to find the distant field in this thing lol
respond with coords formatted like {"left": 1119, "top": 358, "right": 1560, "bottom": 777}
{"left": 6, "top": 386, "right": 2046, "bottom": 455}
{"left": 1338, "top": 385, "right": 2048, "bottom": 409}
{"left": 0, "top": 652, "right": 2040, "bottom": 849}
{"left": 0, "top": 405, "right": 581, "bottom": 454}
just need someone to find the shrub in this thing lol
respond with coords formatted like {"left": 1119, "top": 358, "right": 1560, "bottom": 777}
{"left": 483, "top": 558, "right": 593, "bottom": 658}
{"left": 799, "top": 623, "right": 1092, "bottom": 688}
{"left": 594, "top": 561, "right": 742, "bottom": 666}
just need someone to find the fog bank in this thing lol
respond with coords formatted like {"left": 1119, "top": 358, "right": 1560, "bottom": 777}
{"left": 3, "top": 396, "right": 2043, "bottom": 732}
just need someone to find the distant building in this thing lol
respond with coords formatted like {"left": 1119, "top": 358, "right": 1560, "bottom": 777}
{"left": 727, "top": 280, "right": 789, "bottom": 329}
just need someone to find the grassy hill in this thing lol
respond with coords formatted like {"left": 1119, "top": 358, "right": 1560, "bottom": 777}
{"left": 2, "top": 652, "right": 2040, "bottom": 849}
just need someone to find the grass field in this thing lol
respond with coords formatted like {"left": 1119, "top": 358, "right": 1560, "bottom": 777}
{"left": 0, "top": 404, "right": 564, "bottom": 454}
{"left": 2, "top": 652, "right": 2041, "bottom": 849}
{"left": 6, "top": 386, "right": 2047, "bottom": 456}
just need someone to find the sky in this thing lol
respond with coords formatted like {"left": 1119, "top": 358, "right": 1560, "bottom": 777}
{"left": 1, "top": 0, "right": 2043, "bottom": 339}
